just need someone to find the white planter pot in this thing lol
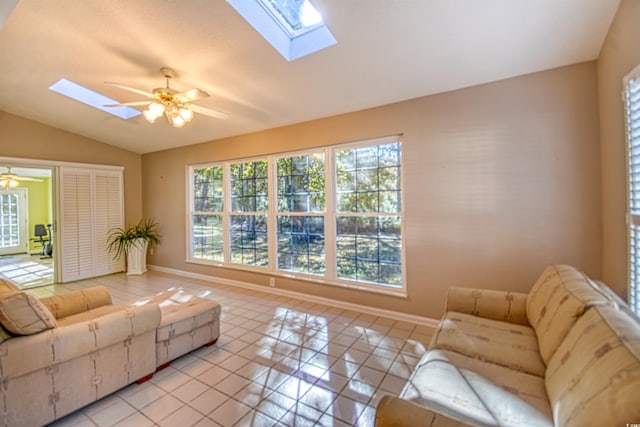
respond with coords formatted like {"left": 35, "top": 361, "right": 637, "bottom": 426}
{"left": 126, "top": 238, "right": 149, "bottom": 275}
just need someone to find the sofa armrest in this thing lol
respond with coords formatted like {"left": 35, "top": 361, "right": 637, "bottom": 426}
{"left": 445, "top": 287, "right": 530, "bottom": 326}
{"left": 375, "top": 396, "right": 473, "bottom": 427}
{"left": 40, "top": 286, "right": 112, "bottom": 319}
{"left": 0, "top": 302, "right": 160, "bottom": 379}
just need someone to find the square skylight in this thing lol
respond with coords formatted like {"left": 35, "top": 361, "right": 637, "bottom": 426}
{"left": 228, "top": 0, "right": 336, "bottom": 61}
{"left": 49, "top": 78, "right": 141, "bottom": 120}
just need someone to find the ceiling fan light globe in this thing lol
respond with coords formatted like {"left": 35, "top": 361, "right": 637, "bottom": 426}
{"left": 0, "top": 179, "right": 7, "bottom": 188}
{"left": 143, "top": 109, "right": 158, "bottom": 123}
{"left": 149, "top": 102, "right": 165, "bottom": 116}
{"left": 172, "top": 116, "right": 186, "bottom": 127}
{"left": 8, "top": 179, "right": 18, "bottom": 188}
{"left": 178, "top": 107, "right": 194, "bottom": 122}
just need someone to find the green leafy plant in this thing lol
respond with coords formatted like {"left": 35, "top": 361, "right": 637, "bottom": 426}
{"left": 106, "top": 218, "right": 161, "bottom": 260}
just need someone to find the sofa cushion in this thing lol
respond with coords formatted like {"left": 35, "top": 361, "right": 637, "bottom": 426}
{"left": 0, "top": 280, "right": 22, "bottom": 344}
{"left": 526, "top": 264, "right": 611, "bottom": 364}
{"left": 137, "top": 290, "right": 221, "bottom": 341}
{"left": 545, "top": 305, "right": 640, "bottom": 427}
{"left": 445, "top": 287, "right": 529, "bottom": 326}
{"left": 55, "top": 304, "right": 124, "bottom": 327}
{"left": 0, "top": 291, "right": 57, "bottom": 335}
{"left": 430, "top": 311, "right": 546, "bottom": 377}
{"left": 40, "top": 286, "right": 112, "bottom": 319}
{"left": 401, "top": 349, "right": 553, "bottom": 427}
{"left": 0, "top": 279, "right": 19, "bottom": 296}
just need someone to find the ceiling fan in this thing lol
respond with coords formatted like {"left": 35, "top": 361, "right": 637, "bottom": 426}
{"left": 0, "top": 167, "right": 43, "bottom": 189}
{"left": 105, "top": 68, "right": 229, "bottom": 128}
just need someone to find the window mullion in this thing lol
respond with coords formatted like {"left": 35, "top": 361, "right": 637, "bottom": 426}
{"left": 223, "top": 162, "right": 231, "bottom": 264}
{"left": 268, "top": 156, "right": 277, "bottom": 271}
{"left": 325, "top": 146, "right": 336, "bottom": 281}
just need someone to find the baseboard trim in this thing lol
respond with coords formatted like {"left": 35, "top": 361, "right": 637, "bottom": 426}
{"left": 148, "top": 264, "right": 439, "bottom": 328}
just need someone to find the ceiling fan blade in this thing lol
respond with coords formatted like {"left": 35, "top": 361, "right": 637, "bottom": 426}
{"left": 175, "top": 88, "right": 210, "bottom": 103}
{"left": 104, "top": 101, "right": 152, "bottom": 107}
{"left": 16, "top": 176, "right": 43, "bottom": 182}
{"left": 105, "top": 82, "right": 155, "bottom": 98}
{"left": 190, "top": 104, "right": 230, "bottom": 120}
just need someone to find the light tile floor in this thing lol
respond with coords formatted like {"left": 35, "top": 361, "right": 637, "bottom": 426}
{"left": 29, "top": 271, "right": 434, "bottom": 427}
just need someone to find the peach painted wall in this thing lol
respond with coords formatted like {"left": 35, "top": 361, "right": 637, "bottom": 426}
{"left": 598, "top": 0, "right": 640, "bottom": 298}
{"left": 143, "top": 62, "right": 602, "bottom": 319}
{"left": 0, "top": 112, "right": 143, "bottom": 226}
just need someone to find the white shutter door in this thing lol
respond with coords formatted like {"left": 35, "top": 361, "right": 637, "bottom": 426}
{"left": 59, "top": 167, "right": 94, "bottom": 282}
{"left": 626, "top": 67, "right": 640, "bottom": 315}
{"left": 59, "top": 166, "right": 125, "bottom": 282}
{"left": 94, "top": 171, "right": 125, "bottom": 275}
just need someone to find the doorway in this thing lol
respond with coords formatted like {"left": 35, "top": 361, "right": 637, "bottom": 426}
{"left": 0, "top": 165, "right": 55, "bottom": 289}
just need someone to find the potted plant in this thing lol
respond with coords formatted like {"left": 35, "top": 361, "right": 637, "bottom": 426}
{"left": 107, "top": 218, "right": 160, "bottom": 275}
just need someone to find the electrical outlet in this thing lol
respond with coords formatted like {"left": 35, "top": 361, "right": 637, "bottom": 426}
{"left": 269, "top": 277, "right": 275, "bottom": 287}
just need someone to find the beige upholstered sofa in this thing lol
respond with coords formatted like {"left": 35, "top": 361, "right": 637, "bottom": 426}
{"left": 0, "top": 279, "right": 160, "bottom": 427}
{"left": 376, "top": 264, "right": 640, "bottom": 427}
{"left": 0, "top": 278, "right": 221, "bottom": 427}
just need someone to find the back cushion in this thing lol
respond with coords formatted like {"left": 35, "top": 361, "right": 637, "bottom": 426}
{"left": 40, "top": 286, "right": 112, "bottom": 319}
{"left": 545, "top": 306, "right": 640, "bottom": 427}
{"left": 0, "top": 279, "right": 20, "bottom": 296}
{"left": 0, "top": 291, "right": 57, "bottom": 335}
{"left": 0, "top": 279, "right": 21, "bottom": 343}
{"left": 526, "top": 265, "right": 610, "bottom": 364}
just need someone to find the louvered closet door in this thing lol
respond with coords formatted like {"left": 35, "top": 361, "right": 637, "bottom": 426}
{"left": 94, "top": 171, "right": 125, "bottom": 275}
{"left": 59, "top": 166, "right": 124, "bottom": 282}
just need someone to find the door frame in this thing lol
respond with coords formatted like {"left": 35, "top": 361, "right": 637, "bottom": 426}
{"left": 0, "top": 157, "right": 57, "bottom": 282}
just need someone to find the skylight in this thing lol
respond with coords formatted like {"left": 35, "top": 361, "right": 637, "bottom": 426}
{"left": 49, "top": 78, "right": 141, "bottom": 120}
{"left": 263, "top": 0, "right": 322, "bottom": 35}
{"left": 227, "top": 0, "right": 336, "bottom": 61}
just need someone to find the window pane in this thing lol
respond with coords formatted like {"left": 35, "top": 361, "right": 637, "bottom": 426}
{"left": 277, "top": 215, "right": 325, "bottom": 275}
{"left": 277, "top": 153, "right": 325, "bottom": 212}
{"left": 335, "top": 142, "right": 401, "bottom": 213}
{"left": 0, "top": 193, "right": 19, "bottom": 248}
{"left": 336, "top": 215, "right": 402, "bottom": 286}
{"left": 193, "top": 166, "right": 223, "bottom": 212}
{"left": 191, "top": 214, "right": 223, "bottom": 262}
{"left": 230, "top": 214, "right": 268, "bottom": 267}
{"left": 231, "top": 160, "right": 268, "bottom": 212}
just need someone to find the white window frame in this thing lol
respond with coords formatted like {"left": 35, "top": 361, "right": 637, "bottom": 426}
{"left": 274, "top": 148, "right": 328, "bottom": 277}
{"left": 228, "top": 157, "right": 270, "bottom": 269}
{"left": 624, "top": 64, "right": 640, "bottom": 315}
{"left": 186, "top": 136, "right": 406, "bottom": 297}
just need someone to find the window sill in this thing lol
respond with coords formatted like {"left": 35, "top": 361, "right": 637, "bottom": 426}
{"left": 185, "top": 258, "right": 408, "bottom": 299}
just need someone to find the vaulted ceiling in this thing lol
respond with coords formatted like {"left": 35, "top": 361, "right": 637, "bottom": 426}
{"left": 0, "top": 0, "right": 620, "bottom": 154}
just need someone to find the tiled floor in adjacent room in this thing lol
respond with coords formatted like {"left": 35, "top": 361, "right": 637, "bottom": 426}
{"left": 30, "top": 271, "right": 434, "bottom": 427}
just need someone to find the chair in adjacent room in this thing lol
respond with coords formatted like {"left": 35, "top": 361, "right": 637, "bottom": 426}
{"left": 31, "top": 224, "right": 51, "bottom": 257}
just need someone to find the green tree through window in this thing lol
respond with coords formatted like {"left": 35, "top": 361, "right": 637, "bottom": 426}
{"left": 276, "top": 152, "right": 326, "bottom": 275}
{"left": 188, "top": 137, "right": 404, "bottom": 291}
{"left": 192, "top": 166, "right": 224, "bottom": 262}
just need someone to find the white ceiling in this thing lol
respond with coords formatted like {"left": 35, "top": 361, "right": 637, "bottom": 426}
{"left": 0, "top": 0, "right": 620, "bottom": 154}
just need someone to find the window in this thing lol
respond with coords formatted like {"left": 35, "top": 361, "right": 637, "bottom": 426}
{"left": 227, "top": 0, "right": 336, "bottom": 61}
{"left": 335, "top": 142, "right": 403, "bottom": 286}
{"left": 625, "top": 65, "right": 640, "bottom": 315}
{"left": 192, "top": 165, "right": 224, "bottom": 262}
{"left": 0, "top": 192, "right": 20, "bottom": 252}
{"left": 230, "top": 160, "right": 269, "bottom": 267}
{"left": 276, "top": 152, "right": 326, "bottom": 275}
{"left": 49, "top": 78, "right": 141, "bottom": 120}
{"left": 188, "top": 136, "right": 405, "bottom": 294}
